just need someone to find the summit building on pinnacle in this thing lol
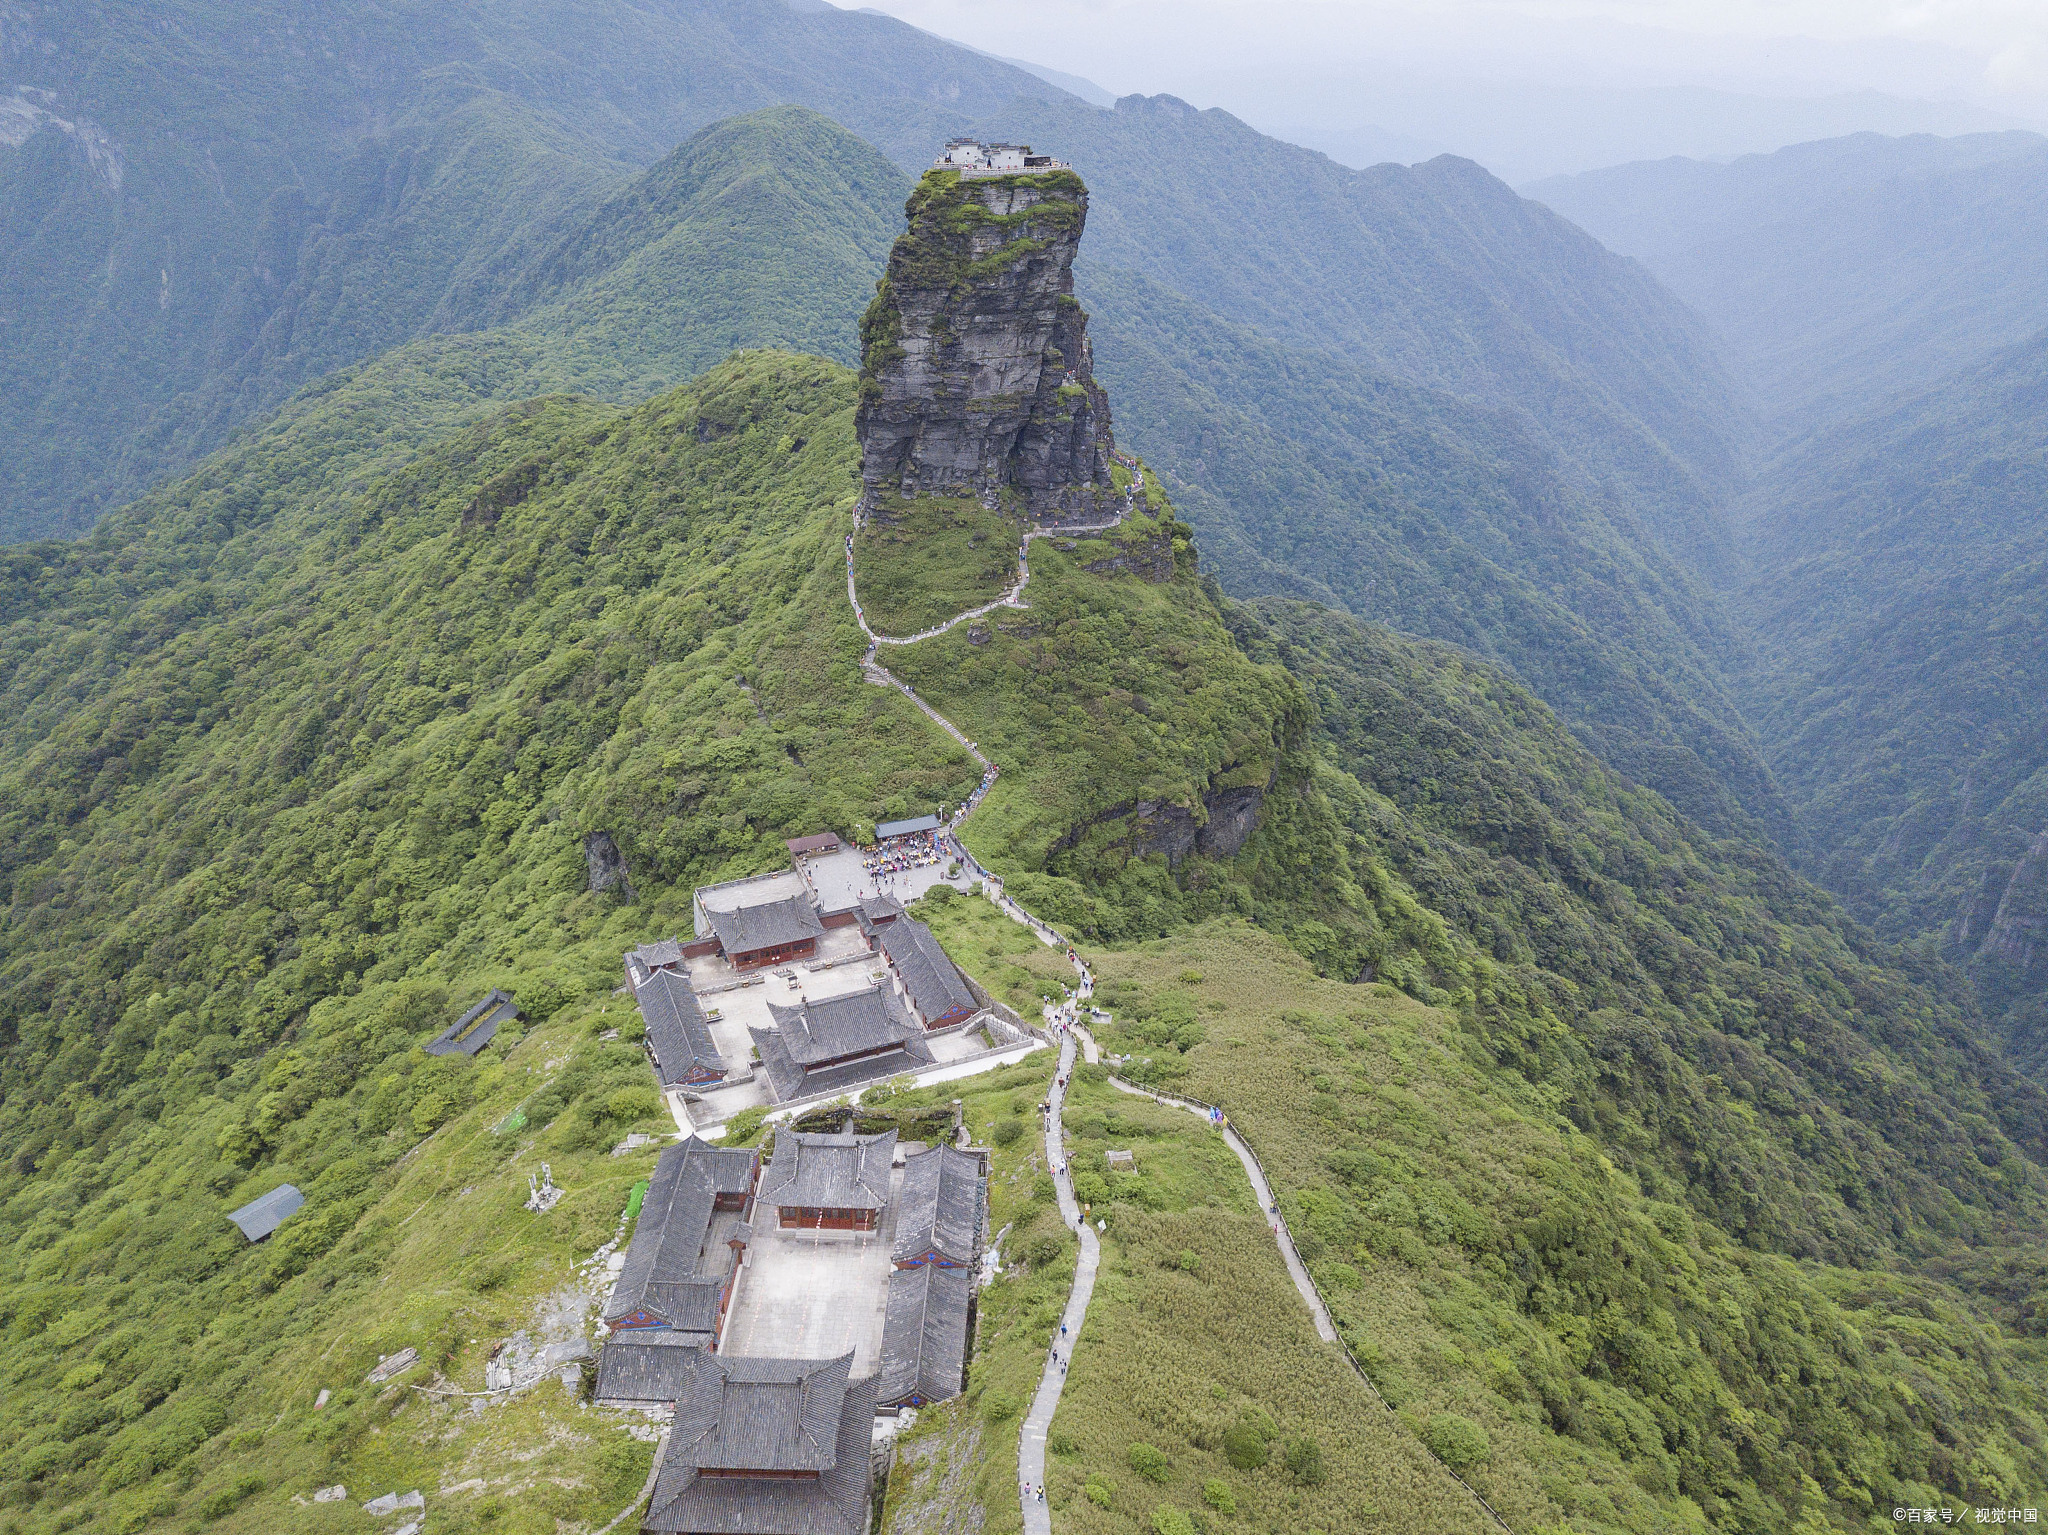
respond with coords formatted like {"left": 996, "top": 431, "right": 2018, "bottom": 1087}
{"left": 854, "top": 145, "right": 1119, "bottom": 525}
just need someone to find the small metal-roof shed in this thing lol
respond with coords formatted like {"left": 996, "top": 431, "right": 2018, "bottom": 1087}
{"left": 426, "top": 989, "right": 521, "bottom": 1057}
{"left": 875, "top": 814, "right": 942, "bottom": 840}
{"left": 228, "top": 1183, "right": 304, "bottom": 1242}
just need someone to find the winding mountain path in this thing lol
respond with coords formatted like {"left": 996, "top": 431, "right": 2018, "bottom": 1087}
{"left": 843, "top": 469, "right": 1134, "bottom": 1532}
{"left": 1017, "top": 1033, "right": 1098, "bottom": 1534}
{"left": 843, "top": 466, "right": 1514, "bottom": 1535}
{"left": 1101, "top": 1070, "right": 1338, "bottom": 1343}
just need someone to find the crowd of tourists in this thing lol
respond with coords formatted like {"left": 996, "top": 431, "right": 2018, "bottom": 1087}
{"left": 863, "top": 830, "right": 947, "bottom": 882}
{"left": 953, "top": 763, "right": 999, "bottom": 825}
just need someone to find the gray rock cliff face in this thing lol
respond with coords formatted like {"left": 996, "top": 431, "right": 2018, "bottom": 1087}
{"left": 1981, "top": 828, "right": 2048, "bottom": 976}
{"left": 856, "top": 167, "right": 1117, "bottom": 523}
{"left": 583, "top": 831, "right": 635, "bottom": 901}
{"left": 1046, "top": 776, "right": 1270, "bottom": 869}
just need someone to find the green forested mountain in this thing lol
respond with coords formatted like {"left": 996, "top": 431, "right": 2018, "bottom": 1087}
{"left": 1730, "top": 331, "right": 2048, "bottom": 1067}
{"left": 476, "top": 108, "right": 905, "bottom": 386}
{"left": 16, "top": 101, "right": 903, "bottom": 562}
{"left": 981, "top": 93, "right": 1747, "bottom": 580}
{"left": 8, "top": 0, "right": 1792, "bottom": 850}
{"left": 1527, "top": 130, "right": 2048, "bottom": 427}
{"left": 1530, "top": 127, "right": 2048, "bottom": 1070}
{"left": 4, "top": 350, "right": 2047, "bottom": 1531}
{"left": 7, "top": 2, "right": 1785, "bottom": 845}
{"left": 928, "top": 92, "right": 1787, "bottom": 838}
{"left": 0, "top": 0, "right": 1064, "bottom": 540}
{"left": 9, "top": 12, "right": 2048, "bottom": 1531}
{"left": 1085, "top": 263, "right": 1787, "bottom": 843}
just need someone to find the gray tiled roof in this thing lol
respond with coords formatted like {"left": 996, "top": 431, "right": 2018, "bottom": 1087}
{"left": 706, "top": 894, "right": 825, "bottom": 959}
{"left": 878, "top": 1263, "right": 971, "bottom": 1408}
{"left": 426, "top": 989, "right": 522, "bottom": 1056}
{"left": 758, "top": 1129, "right": 898, "bottom": 1213}
{"left": 604, "top": 1139, "right": 758, "bottom": 1328}
{"left": 880, "top": 919, "right": 977, "bottom": 1024}
{"left": 859, "top": 893, "right": 905, "bottom": 923}
{"left": 644, "top": 1279, "right": 726, "bottom": 1335}
{"left": 766, "top": 987, "right": 918, "bottom": 1067}
{"left": 892, "top": 1145, "right": 984, "bottom": 1267}
{"left": 595, "top": 1330, "right": 703, "bottom": 1405}
{"left": 751, "top": 1024, "right": 933, "bottom": 1104}
{"left": 631, "top": 937, "right": 687, "bottom": 973}
{"left": 227, "top": 1183, "right": 304, "bottom": 1242}
{"left": 639, "top": 969, "right": 724, "bottom": 1086}
{"left": 675, "top": 1351, "right": 849, "bottom": 1471}
{"left": 646, "top": 1362, "right": 875, "bottom": 1535}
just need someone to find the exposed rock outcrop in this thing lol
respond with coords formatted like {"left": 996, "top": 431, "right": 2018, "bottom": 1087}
{"left": 1084, "top": 524, "right": 1177, "bottom": 583}
{"left": 1048, "top": 775, "right": 1270, "bottom": 869}
{"left": 856, "top": 164, "right": 1118, "bottom": 524}
{"left": 1980, "top": 828, "right": 2048, "bottom": 975}
{"left": 1949, "top": 863, "right": 2011, "bottom": 952}
{"left": 584, "top": 831, "right": 635, "bottom": 901}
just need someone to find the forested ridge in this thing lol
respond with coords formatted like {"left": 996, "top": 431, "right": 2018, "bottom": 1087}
{"left": 1528, "top": 130, "right": 2048, "bottom": 426}
{"left": 7, "top": 0, "right": 1788, "bottom": 860}
{"left": 1729, "top": 331, "right": 2048, "bottom": 1074}
{"left": 1531, "top": 122, "right": 2048, "bottom": 1095}
{"left": 0, "top": 0, "right": 1062, "bottom": 540}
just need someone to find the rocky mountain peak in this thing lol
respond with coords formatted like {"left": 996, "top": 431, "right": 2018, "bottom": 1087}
{"left": 854, "top": 157, "right": 1118, "bottom": 524}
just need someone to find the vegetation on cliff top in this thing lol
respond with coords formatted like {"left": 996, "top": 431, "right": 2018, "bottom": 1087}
{"left": 854, "top": 496, "right": 1024, "bottom": 635}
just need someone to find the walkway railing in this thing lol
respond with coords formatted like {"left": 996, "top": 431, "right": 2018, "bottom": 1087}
{"left": 836, "top": 462, "right": 1515, "bottom": 1535}
{"left": 1084, "top": 1062, "right": 1516, "bottom": 1534}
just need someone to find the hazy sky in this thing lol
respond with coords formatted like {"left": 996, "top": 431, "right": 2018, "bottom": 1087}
{"left": 855, "top": 0, "right": 2048, "bottom": 179}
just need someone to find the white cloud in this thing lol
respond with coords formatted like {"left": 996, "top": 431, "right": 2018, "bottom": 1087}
{"left": 861, "top": 0, "right": 2044, "bottom": 102}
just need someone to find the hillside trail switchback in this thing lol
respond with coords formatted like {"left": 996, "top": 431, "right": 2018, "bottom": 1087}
{"left": 841, "top": 469, "right": 1509, "bottom": 1534}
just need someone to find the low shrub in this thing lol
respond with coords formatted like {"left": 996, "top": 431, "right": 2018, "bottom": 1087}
{"left": 1285, "top": 1434, "right": 1324, "bottom": 1486}
{"left": 1422, "top": 1412, "right": 1490, "bottom": 1471}
{"left": 1128, "top": 1442, "right": 1171, "bottom": 1482}
{"left": 1221, "top": 1421, "right": 1268, "bottom": 1470}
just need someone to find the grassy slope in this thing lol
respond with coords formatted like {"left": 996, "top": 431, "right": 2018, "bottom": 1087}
{"left": 1081, "top": 921, "right": 2048, "bottom": 1533}
{"left": 889, "top": 892, "right": 1500, "bottom": 1535}
{"left": 896, "top": 663, "right": 2048, "bottom": 1535}
{"left": 827, "top": 1046, "right": 1481, "bottom": 1535}
{"left": 854, "top": 497, "right": 1025, "bottom": 636}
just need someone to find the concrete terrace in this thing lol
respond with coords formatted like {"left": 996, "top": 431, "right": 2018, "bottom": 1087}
{"left": 797, "top": 844, "right": 971, "bottom": 914}
{"left": 719, "top": 1163, "right": 906, "bottom": 1376}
